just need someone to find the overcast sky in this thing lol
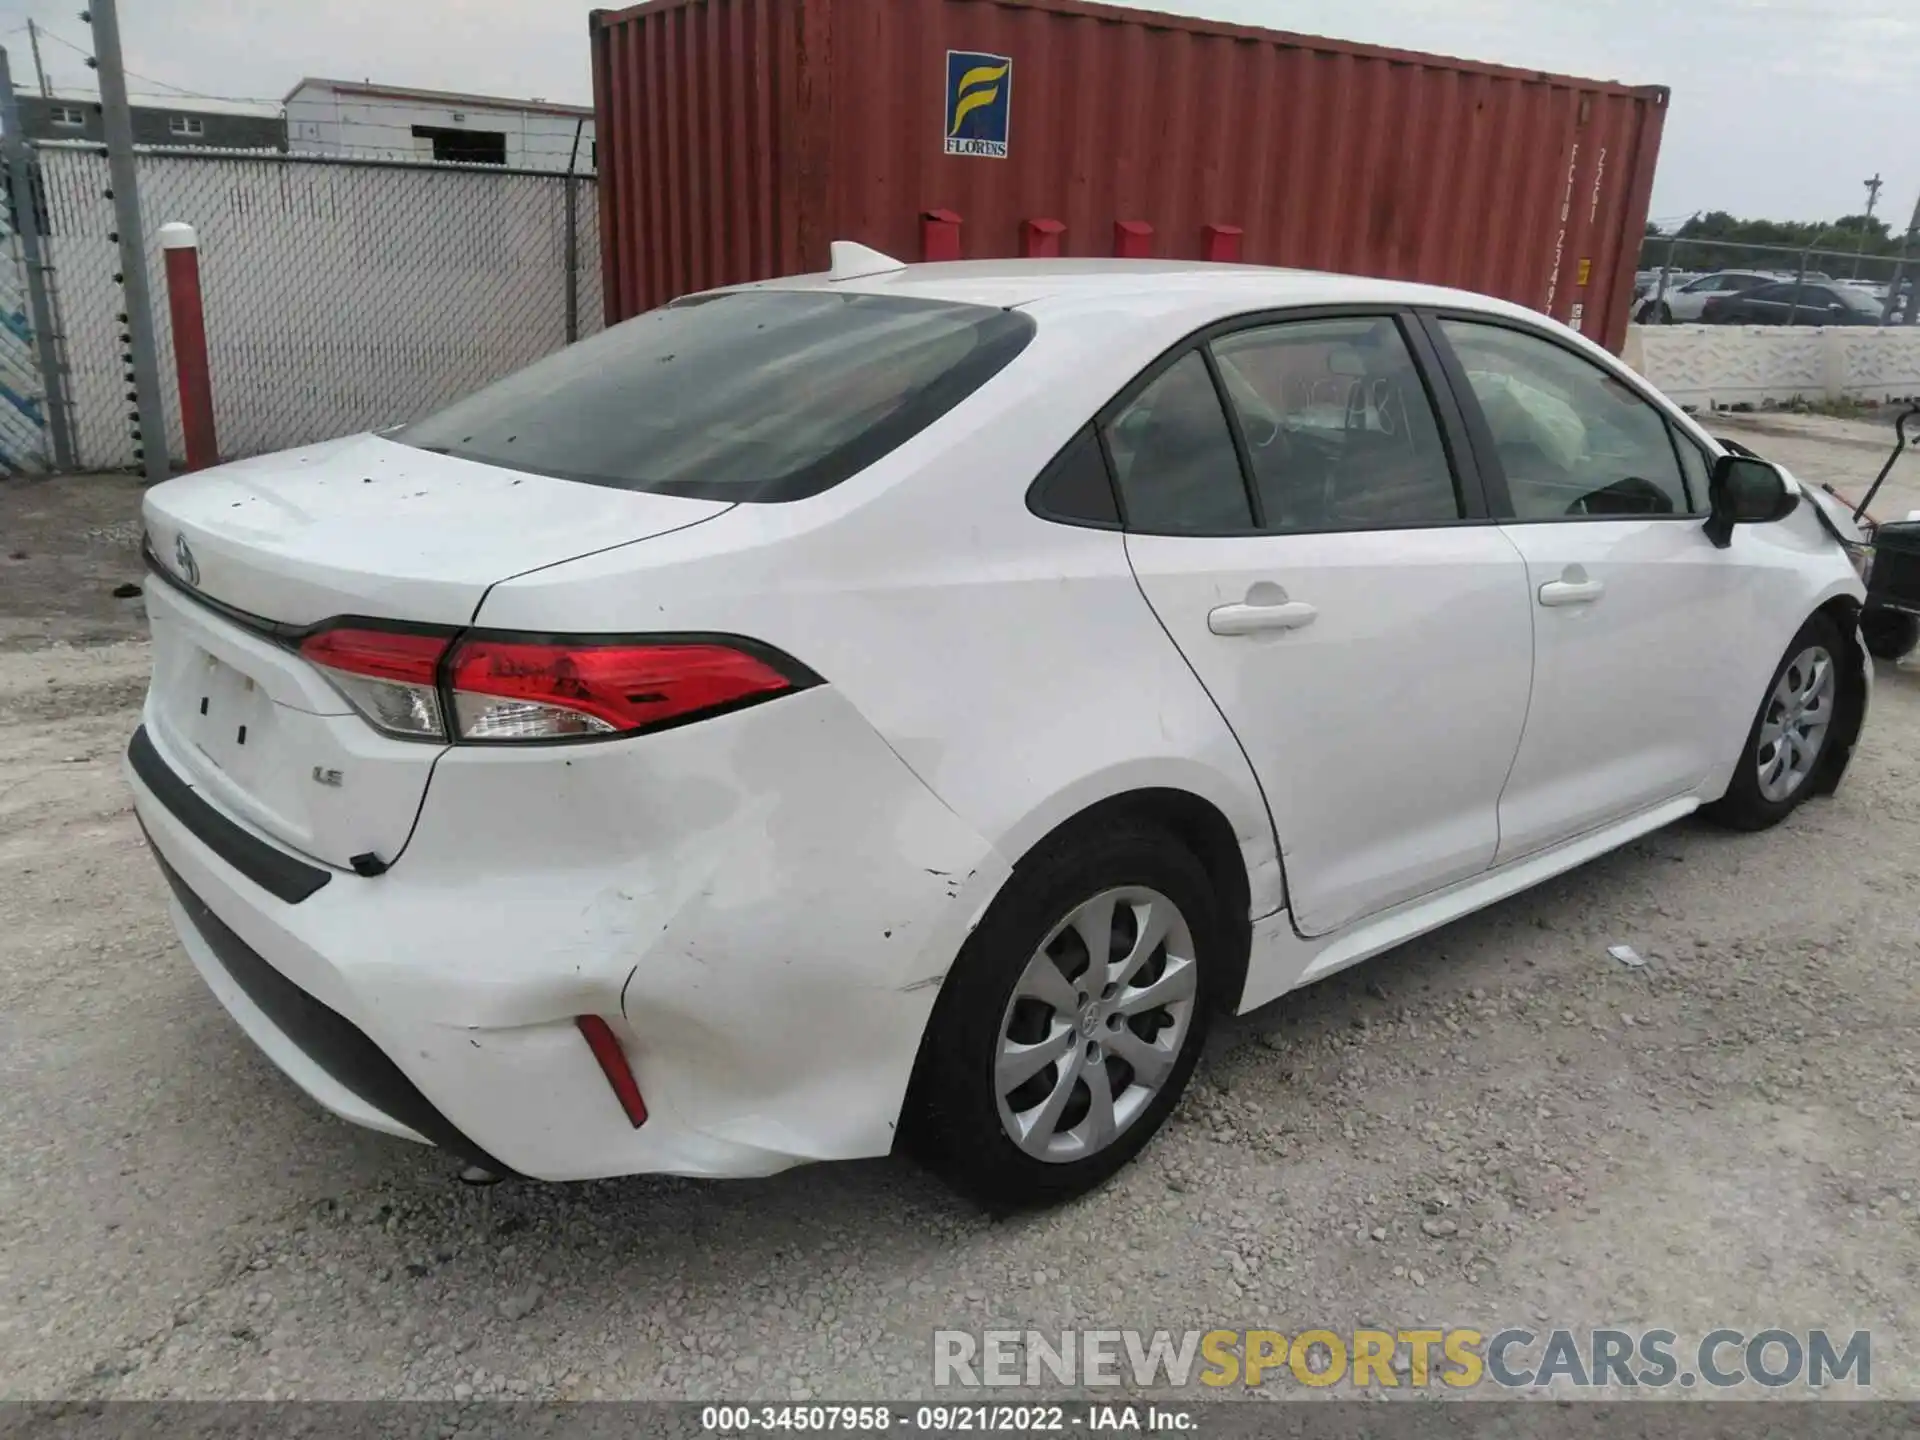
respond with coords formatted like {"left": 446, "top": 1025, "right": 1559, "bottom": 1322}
{"left": 3, "top": 0, "right": 1915, "bottom": 227}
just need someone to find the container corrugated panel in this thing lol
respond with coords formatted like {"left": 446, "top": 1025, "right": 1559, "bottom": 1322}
{"left": 591, "top": 0, "right": 1666, "bottom": 352}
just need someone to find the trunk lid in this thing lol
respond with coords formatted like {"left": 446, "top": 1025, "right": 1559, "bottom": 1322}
{"left": 142, "top": 432, "right": 732, "bottom": 626}
{"left": 138, "top": 433, "right": 731, "bottom": 872}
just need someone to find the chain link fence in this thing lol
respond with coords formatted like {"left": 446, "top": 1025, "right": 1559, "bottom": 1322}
{"left": 0, "top": 188, "right": 52, "bottom": 475}
{"left": 1632, "top": 236, "right": 1916, "bottom": 327}
{"left": 34, "top": 143, "right": 601, "bottom": 471}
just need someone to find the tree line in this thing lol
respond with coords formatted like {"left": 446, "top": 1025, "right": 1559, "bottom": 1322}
{"left": 1640, "top": 211, "right": 1912, "bottom": 279}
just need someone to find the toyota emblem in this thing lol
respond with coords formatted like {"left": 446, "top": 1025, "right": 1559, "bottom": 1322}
{"left": 173, "top": 532, "right": 200, "bottom": 588}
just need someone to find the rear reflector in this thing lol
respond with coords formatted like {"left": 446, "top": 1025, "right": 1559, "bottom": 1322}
{"left": 575, "top": 1015, "right": 648, "bottom": 1128}
{"left": 448, "top": 639, "right": 795, "bottom": 741}
{"left": 299, "top": 627, "right": 450, "bottom": 740}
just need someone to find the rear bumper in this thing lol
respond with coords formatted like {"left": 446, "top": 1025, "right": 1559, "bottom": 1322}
{"left": 125, "top": 686, "right": 1012, "bottom": 1182}
{"left": 142, "top": 838, "right": 512, "bottom": 1173}
{"left": 129, "top": 726, "right": 332, "bottom": 903}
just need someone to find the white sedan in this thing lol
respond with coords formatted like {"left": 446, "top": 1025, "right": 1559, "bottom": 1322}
{"left": 1636, "top": 269, "right": 1781, "bottom": 323}
{"left": 127, "top": 250, "right": 1872, "bottom": 1210}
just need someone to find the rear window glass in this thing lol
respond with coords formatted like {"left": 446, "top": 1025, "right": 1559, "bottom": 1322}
{"left": 394, "top": 291, "right": 1035, "bottom": 501}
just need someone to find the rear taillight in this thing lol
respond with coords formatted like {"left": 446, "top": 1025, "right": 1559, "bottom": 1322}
{"left": 448, "top": 639, "right": 795, "bottom": 741}
{"left": 301, "top": 626, "right": 808, "bottom": 743}
{"left": 300, "top": 627, "right": 450, "bottom": 740}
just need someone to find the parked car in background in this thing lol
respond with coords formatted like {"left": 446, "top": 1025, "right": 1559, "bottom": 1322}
{"left": 1637, "top": 269, "right": 1779, "bottom": 323}
{"left": 1854, "top": 281, "right": 1906, "bottom": 321}
{"left": 126, "top": 253, "right": 1873, "bottom": 1208}
{"left": 1701, "top": 281, "right": 1886, "bottom": 325}
{"left": 1636, "top": 269, "right": 1707, "bottom": 302}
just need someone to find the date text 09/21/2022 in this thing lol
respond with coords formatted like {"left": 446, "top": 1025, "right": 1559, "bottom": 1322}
{"left": 701, "top": 1405, "right": 1193, "bottom": 1432}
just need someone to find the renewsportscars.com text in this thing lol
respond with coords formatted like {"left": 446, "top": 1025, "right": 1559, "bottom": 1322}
{"left": 932, "top": 1327, "right": 1871, "bottom": 1390}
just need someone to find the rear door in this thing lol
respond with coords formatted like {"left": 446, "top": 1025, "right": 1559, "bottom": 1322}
{"left": 1665, "top": 276, "right": 1718, "bottom": 321}
{"left": 1737, "top": 283, "right": 1799, "bottom": 324}
{"left": 1117, "top": 310, "right": 1534, "bottom": 937}
{"left": 1423, "top": 312, "right": 1745, "bottom": 862}
{"left": 1795, "top": 285, "right": 1863, "bottom": 325}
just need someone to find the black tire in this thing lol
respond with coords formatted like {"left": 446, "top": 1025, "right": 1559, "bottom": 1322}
{"left": 1862, "top": 607, "right": 1920, "bottom": 661}
{"left": 903, "top": 822, "right": 1223, "bottom": 1211}
{"left": 1702, "top": 613, "right": 1850, "bottom": 832}
{"left": 1651, "top": 301, "right": 1673, "bottom": 324}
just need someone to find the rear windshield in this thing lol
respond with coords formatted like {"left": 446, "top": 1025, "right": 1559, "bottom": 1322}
{"left": 394, "top": 290, "right": 1035, "bottom": 501}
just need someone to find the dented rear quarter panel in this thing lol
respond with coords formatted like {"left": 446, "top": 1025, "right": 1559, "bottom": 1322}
{"left": 382, "top": 685, "right": 1009, "bottom": 1167}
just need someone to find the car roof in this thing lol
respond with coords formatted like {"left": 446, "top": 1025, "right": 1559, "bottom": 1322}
{"left": 728, "top": 256, "right": 1551, "bottom": 326}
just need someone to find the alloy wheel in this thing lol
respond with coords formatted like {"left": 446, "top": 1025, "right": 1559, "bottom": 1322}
{"left": 994, "top": 887, "right": 1197, "bottom": 1163}
{"left": 1756, "top": 645, "right": 1835, "bottom": 803}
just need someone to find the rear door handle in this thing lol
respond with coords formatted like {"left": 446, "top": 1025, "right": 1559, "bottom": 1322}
{"left": 1538, "top": 578, "right": 1605, "bottom": 607}
{"left": 1208, "top": 600, "right": 1318, "bottom": 635}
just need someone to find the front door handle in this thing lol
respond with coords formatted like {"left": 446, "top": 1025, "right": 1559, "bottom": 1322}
{"left": 1208, "top": 599, "right": 1319, "bottom": 635}
{"left": 1538, "top": 578, "right": 1605, "bottom": 607}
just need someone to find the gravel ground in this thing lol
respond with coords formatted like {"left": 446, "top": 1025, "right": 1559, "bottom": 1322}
{"left": 3, "top": 455, "right": 1919, "bottom": 1403}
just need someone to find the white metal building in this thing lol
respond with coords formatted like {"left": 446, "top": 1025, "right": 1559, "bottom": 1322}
{"left": 284, "top": 78, "right": 594, "bottom": 173}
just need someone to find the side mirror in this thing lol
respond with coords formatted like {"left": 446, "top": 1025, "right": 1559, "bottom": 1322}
{"left": 1703, "top": 454, "right": 1799, "bottom": 548}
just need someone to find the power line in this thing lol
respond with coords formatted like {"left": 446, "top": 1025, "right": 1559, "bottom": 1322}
{"left": 27, "top": 20, "right": 283, "bottom": 107}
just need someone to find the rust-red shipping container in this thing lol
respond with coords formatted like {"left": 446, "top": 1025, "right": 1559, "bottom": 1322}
{"left": 589, "top": 0, "right": 1668, "bottom": 352}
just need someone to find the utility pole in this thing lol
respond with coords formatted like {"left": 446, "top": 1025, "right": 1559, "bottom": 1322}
{"left": 1853, "top": 173, "right": 1882, "bottom": 280}
{"left": 26, "top": 20, "right": 51, "bottom": 97}
{"left": 1882, "top": 189, "right": 1920, "bottom": 328}
{"left": 564, "top": 116, "right": 583, "bottom": 343}
{"left": 87, "top": 0, "right": 169, "bottom": 482}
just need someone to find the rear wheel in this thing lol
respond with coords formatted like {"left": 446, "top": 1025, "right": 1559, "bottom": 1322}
{"left": 1703, "top": 614, "right": 1849, "bottom": 831}
{"left": 904, "top": 824, "right": 1221, "bottom": 1210}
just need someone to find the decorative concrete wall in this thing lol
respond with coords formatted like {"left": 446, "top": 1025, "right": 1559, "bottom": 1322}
{"left": 1624, "top": 324, "right": 1920, "bottom": 411}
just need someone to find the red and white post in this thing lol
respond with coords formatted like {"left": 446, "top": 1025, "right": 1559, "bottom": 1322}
{"left": 158, "top": 221, "right": 218, "bottom": 472}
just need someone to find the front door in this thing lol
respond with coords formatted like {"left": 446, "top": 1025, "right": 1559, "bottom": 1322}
{"left": 1427, "top": 315, "right": 1743, "bottom": 861}
{"left": 1112, "top": 313, "right": 1535, "bottom": 936}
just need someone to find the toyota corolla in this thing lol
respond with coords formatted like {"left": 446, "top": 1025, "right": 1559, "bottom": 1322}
{"left": 127, "top": 250, "right": 1872, "bottom": 1209}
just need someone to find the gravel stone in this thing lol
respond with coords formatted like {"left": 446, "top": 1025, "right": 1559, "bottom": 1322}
{"left": 497, "top": 1287, "right": 544, "bottom": 1323}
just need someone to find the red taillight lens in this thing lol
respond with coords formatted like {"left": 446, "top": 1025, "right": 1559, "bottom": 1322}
{"left": 297, "top": 624, "right": 808, "bottom": 744}
{"left": 447, "top": 638, "right": 795, "bottom": 741}
{"left": 300, "top": 626, "right": 451, "bottom": 740}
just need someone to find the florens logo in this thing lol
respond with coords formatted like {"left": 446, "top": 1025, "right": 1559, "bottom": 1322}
{"left": 945, "top": 51, "right": 1012, "bottom": 158}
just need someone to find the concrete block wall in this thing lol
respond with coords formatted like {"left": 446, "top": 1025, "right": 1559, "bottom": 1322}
{"left": 1625, "top": 324, "right": 1920, "bottom": 411}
